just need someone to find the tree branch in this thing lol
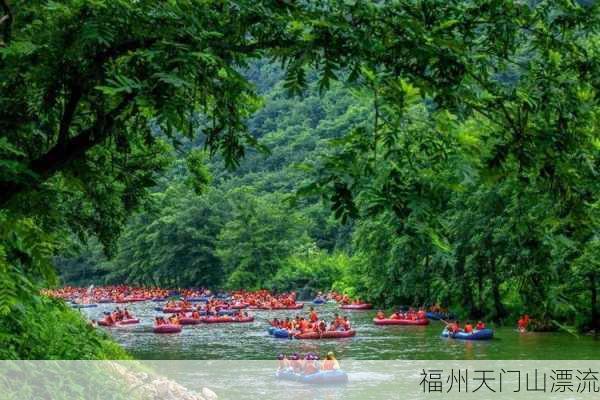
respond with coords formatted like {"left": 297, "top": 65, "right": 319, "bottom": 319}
{"left": 0, "top": 93, "right": 136, "bottom": 208}
{"left": 0, "top": 0, "right": 12, "bottom": 46}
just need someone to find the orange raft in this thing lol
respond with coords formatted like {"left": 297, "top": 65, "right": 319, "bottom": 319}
{"left": 293, "top": 330, "right": 356, "bottom": 339}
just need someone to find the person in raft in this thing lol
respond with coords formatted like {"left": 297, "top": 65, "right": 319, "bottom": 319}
{"left": 447, "top": 320, "right": 461, "bottom": 334}
{"left": 376, "top": 310, "right": 385, "bottom": 319}
{"left": 343, "top": 316, "right": 351, "bottom": 330}
{"left": 309, "top": 307, "right": 319, "bottom": 323}
{"left": 476, "top": 321, "right": 486, "bottom": 330}
{"left": 155, "top": 316, "right": 167, "bottom": 326}
{"left": 464, "top": 322, "right": 474, "bottom": 333}
{"left": 322, "top": 352, "right": 340, "bottom": 371}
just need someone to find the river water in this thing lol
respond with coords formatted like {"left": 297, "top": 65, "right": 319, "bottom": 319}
{"left": 79, "top": 302, "right": 599, "bottom": 360}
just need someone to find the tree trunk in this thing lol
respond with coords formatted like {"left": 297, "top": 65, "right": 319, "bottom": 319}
{"left": 490, "top": 258, "right": 507, "bottom": 321}
{"left": 455, "top": 255, "right": 473, "bottom": 315}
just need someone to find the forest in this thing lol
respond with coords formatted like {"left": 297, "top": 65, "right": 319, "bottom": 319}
{"left": 1, "top": 0, "right": 599, "bottom": 359}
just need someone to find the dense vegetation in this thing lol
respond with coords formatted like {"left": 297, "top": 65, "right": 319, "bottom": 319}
{"left": 0, "top": 0, "right": 598, "bottom": 358}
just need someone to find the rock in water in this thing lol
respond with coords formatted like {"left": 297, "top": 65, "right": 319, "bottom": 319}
{"left": 202, "top": 387, "right": 218, "bottom": 400}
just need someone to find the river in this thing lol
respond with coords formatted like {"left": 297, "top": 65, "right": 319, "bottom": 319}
{"left": 79, "top": 302, "right": 599, "bottom": 359}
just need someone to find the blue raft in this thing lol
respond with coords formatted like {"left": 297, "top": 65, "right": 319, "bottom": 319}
{"left": 270, "top": 328, "right": 292, "bottom": 339}
{"left": 276, "top": 370, "right": 348, "bottom": 384}
{"left": 312, "top": 298, "right": 326, "bottom": 305}
{"left": 441, "top": 328, "right": 494, "bottom": 341}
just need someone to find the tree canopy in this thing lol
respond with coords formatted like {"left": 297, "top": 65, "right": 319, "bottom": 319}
{"left": 1, "top": 1, "right": 599, "bottom": 359}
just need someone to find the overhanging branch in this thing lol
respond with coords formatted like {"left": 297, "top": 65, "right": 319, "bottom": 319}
{"left": 0, "top": 0, "right": 12, "bottom": 46}
{"left": 0, "top": 93, "right": 136, "bottom": 208}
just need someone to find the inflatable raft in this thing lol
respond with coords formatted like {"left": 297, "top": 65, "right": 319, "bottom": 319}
{"left": 340, "top": 304, "right": 372, "bottom": 310}
{"left": 116, "top": 318, "right": 140, "bottom": 326}
{"left": 230, "top": 303, "right": 249, "bottom": 309}
{"left": 312, "top": 298, "right": 326, "bottom": 305}
{"left": 276, "top": 370, "right": 348, "bottom": 384}
{"left": 270, "top": 328, "right": 292, "bottom": 339}
{"left": 294, "top": 330, "right": 356, "bottom": 340}
{"left": 373, "top": 318, "right": 429, "bottom": 326}
{"left": 153, "top": 324, "right": 182, "bottom": 334}
{"left": 441, "top": 328, "right": 494, "bottom": 341}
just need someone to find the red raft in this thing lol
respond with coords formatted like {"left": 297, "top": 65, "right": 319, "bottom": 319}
{"left": 116, "top": 318, "right": 140, "bottom": 326}
{"left": 153, "top": 324, "right": 182, "bottom": 333}
{"left": 294, "top": 330, "right": 356, "bottom": 340}
{"left": 97, "top": 318, "right": 114, "bottom": 327}
{"left": 201, "top": 316, "right": 255, "bottom": 324}
{"left": 340, "top": 304, "right": 372, "bottom": 310}
{"left": 230, "top": 303, "right": 249, "bottom": 309}
{"left": 249, "top": 304, "right": 304, "bottom": 310}
{"left": 373, "top": 318, "right": 429, "bottom": 326}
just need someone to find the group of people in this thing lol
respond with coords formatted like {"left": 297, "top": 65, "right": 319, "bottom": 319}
{"left": 277, "top": 352, "right": 340, "bottom": 374}
{"left": 44, "top": 285, "right": 171, "bottom": 303}
{"left": 155, "top": 314, "right": 181, "bottom": 326}
{"left": 445, "top": 320, "right": 487, "bottom": 334}
{"left": 271, "top": 307, "right": 352, "bottom": 333}
{"left": 231, "top": 289, "right": 298, "bottom": 308}
{"left": 375, "top": 308, "right": 427, "bottom": 320}
{"left": 100, "top": 307, "right": 136, "bottom": 325}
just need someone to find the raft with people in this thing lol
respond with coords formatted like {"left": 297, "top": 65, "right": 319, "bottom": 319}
{"left": 276, "top": 352, "right": 347, "bottom": 384}
{"left": 294, "top": 330, "right": 356, "bottom": 339}
{"left": 441, "top": 328, "right": 494, "bottom": 341}
{"left": 97, "top": 308, "right": 139, "bottom": 327}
